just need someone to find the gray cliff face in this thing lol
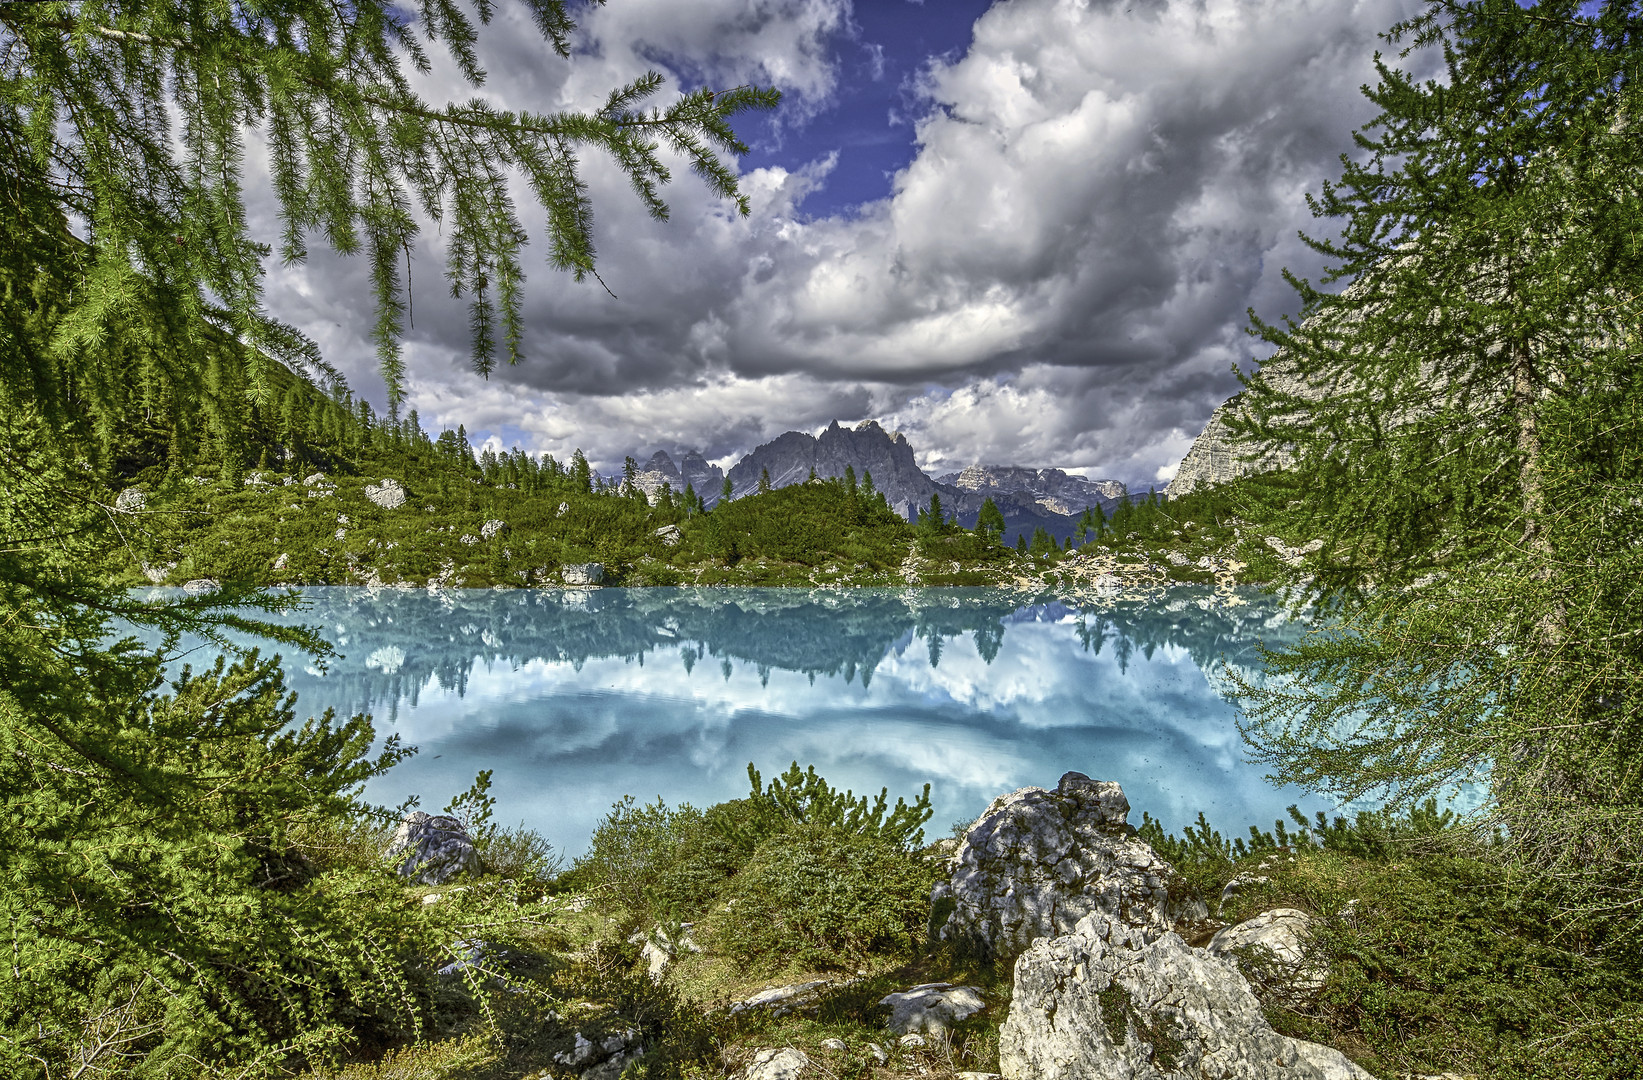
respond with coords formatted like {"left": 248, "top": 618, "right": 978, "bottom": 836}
{"left": 632, "top": 451, "right": 681, "bottom": 499}
{"left": 631, "top": 450, "right": 726, "bottom": 505}
{"left": 679, "top": 451, "right": 727, "bottom": 504}
{"left": 939, "top": 464, "right": 1126, "bottom": 518}
{"left": 1163, "top": 394, "right": 1292, "bottom": 498}
{"left": 725, "top": 419, "right": 941, "bottom": 520}
{"left": 1166, "top": 364, "right": 1310, "bottom": 498}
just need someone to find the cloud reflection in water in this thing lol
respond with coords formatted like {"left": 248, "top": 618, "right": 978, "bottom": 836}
{"left": 250, "top": 587, "right": 1317, "bottom": 856}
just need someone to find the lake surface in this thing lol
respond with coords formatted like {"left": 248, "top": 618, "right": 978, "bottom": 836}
{"left": 171, "top": 586, "right": 1323, "bottom": 856}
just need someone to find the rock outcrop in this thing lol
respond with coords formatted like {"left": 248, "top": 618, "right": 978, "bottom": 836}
{"left": 561, "top": 562, "right": 604, "bottom": 586}
{"left": 739, "top": 1048, "right": 810, "bottom": 1080}
{"left": 1000, "top": 910, "right": 1371, "bottom": 1080}
{"left": 930, "top": 772, "right": 1173, "bottom": 960}
{"left": 1207, "top": 907, "right": 1324, "bottom": 995}
{"left": 554, "top": 1029, "right": 643, "bottom": 1080}
{"left": 632, "top": 922, "right": 700, "bottom": 978}
{"left": 881, "top": 983, "right": 986, "bottom": 1039}
{"left": 364, "top": 477, "right": 406, "bottom": 509}
{"left": 384, "top": 812, "right": 481, "bottom": 885}
{"left": 729, "top": 980, "right": 833, "bottom": 1018}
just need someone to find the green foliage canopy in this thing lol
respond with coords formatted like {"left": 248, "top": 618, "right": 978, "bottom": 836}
{"left": 0, "top": 0, "right": 777, "bottom": 410}
{"left": 0, "top": 2, "right": 776, "bottom": 1073}
{"left": 1230, "top": 0, "right": 1643, "bottom": 923}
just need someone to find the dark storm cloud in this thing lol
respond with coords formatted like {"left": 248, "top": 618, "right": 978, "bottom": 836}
{"left": 257, "top": 0, "right": 1423, "bottom": 485}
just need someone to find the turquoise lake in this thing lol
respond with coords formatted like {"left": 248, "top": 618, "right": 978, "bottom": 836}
{"left": 177, "top": 586, "right": 1323, "bottom": 856}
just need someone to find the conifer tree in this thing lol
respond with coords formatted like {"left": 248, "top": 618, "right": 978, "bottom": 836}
{"left": 976, "top": 497, "right": 1006, "bottom": 542}
{"left": 1231, "top": 0, "right": 1643, "bottom": 923}
{"left": 0, "top": 2, "right": 778, "bottom": 1072}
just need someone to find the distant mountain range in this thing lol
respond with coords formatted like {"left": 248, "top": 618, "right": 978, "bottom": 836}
{"left": 627, "top": 419, "right": 1129, "bottom": 545}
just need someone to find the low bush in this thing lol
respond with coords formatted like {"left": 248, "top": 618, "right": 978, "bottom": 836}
{"left": 1142, "top": 802, "right": 1643, "bottom": 1079}
{"left": 564, "top": 797, "right": 742, "bottom": 928}
{"left": 713, "top": 829, "right": 940, "bottom": 970}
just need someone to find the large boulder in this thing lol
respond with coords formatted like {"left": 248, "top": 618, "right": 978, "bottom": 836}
{"left": 562, "top": 562, "right": 605, "bottom": 586}
{"left": 930, "top": 773, "right": 1172, "bottom": 960}
{"left": 364, "top": 477, "right": 406, "bottom": 509}
{"left": 880, "top": 983, "right": 986, "bottom": 1038}
{"left": 1000, "top": 911, "right": 1372, "bottom": 1080}
{"left": 1207, "top": 907, "right": 1325, "bottom": 996}
{"left": 385, "top": 812, "right": 481, "bottom": 884}
{"left": 740, "top": 1048, "right": 809, "bottom": 1080}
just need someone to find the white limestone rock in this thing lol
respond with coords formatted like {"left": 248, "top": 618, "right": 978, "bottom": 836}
{"left": 182, "top": 578, "right": 221, "bottom": 596}
{"left": 638, "top": 922, "right": 700, "bottom": 978}
{"left": 880, "top": 983, "right": 985, "bottom": 1038}
{"left": 999, "top": 911, "right": 1372, "bottom": 1080}
{"left": 653, "top": 523, "right": 683, "bottom": 546}
{"left": 480, "top": 518, "right": 506, "bottom": 540}
{"left": 562, "top": 562, "right": 605, "bottom": 586}
{"left": 365, "top": 478, "right": 406, "bottom": 509}
{"left": 730, "top": 980, "right": 831, "bottom": 1018}
{"left": 272, "top": 552, "right": 289, "bottom": 571}
{"left": 114, "top": 488, "right": 147, "bottom": 512}
{"left": 740, "top": 1048, "right": 810, "bottom": 1080}
{"left": 930, "top": 773, "right": 1172, "bottom": 960}
{"left": 1207, "top": 907, "right": 1325, "bottom": 995}
{"left": 384, "top": 812, "right": 481, "bottom": 885}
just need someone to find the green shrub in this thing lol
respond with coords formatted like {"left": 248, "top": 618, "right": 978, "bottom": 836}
{"left": 1139, "top": 803, "right": 1643, "bottom": 1078}
{"left": 566, "top": 797, "right": 742, "bottom": 927}
{"left": 481, "top": 823, "right": 562, "bottom": 883}
{"left": 733, "top": 761, "right": 934, "bottom": 849}
{"left": 713, "top": 830, "right": 939, "bottom": 970}
{"left": 1137, "top": 799, "right": 1461, "bottom": 905}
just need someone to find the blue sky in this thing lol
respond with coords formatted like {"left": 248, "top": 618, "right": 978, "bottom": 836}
{"left": 261, "top": 0, "right": 1424, "bottom": 488}
{"left": 739, "top": 1, "right": 997, "bottom": 217}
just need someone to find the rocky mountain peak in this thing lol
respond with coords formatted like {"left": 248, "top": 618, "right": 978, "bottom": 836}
{"left": 938, "top": 464, "right": 1126, "bottom": 517}
{"left": 632, "top": 448, "right": 726, "bottom": 505}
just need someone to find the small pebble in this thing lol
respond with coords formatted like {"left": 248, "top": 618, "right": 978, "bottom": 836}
{"left": 899, "top": 1034, "right": 927, "bottom": 1048}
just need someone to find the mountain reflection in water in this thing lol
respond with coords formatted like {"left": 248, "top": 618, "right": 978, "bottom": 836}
{"left": 191, "top": 586, "right": 1322, "bottom": 856}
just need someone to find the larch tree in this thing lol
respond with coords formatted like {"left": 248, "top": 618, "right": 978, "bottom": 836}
{"left": 0, "top": 1, "right": 776, "bottom": 1074}
{"left": 1229, "top": 0, "right": 1643, "bottom": 929}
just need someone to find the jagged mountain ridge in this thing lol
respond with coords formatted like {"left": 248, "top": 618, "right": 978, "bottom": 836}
{"left": 627, "top": 421, "right": 1128, "bottom": 544}
{"left": 633, "top": 450, "right": 727, "bottom": 506}
{"left": 937, "top": 465, "right": 1127, "bottom": 517}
